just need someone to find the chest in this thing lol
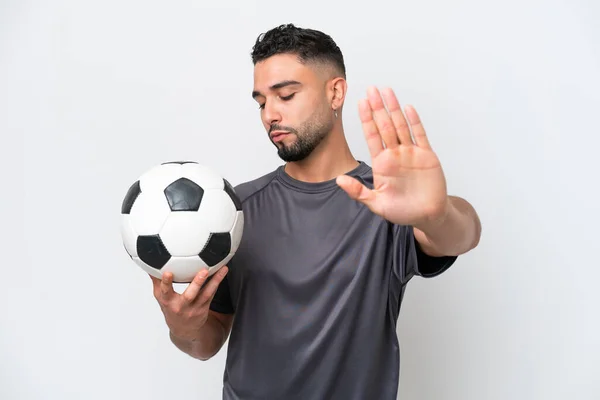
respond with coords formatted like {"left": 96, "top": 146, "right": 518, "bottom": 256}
{"left": 228, "top": 187, "right": 390, "bottom": 290}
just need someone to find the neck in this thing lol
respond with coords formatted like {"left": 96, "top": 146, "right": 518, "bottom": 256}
{"left": 283, "top": 126, "right": 359, "bottom": 183}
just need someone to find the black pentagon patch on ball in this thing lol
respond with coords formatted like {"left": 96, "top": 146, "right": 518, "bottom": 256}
{"left": 164, "top": 178, "right": 204, "bottom": 211}
{"left": 121, "top": 180, "right": 141, "bottom": 214}
{"left": 223, "top": 179, "right": 242, "bottom": 211}
{"left": 137, "top": 235, "right": 170, "bottom": 270}
{"left": 161, "top": 161, "right": 198, "bottom": 165}
{"left": 200, "top": 232, "right": 231, "bottom": 266}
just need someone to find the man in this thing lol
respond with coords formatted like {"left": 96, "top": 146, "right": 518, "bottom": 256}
{"left": 150, "top": 24, "right": 481, "bottom": 399}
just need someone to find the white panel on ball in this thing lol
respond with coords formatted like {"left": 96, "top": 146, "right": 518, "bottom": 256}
{"left": 159, "top": 212, "right": 212, "bottom": 256}
{"left": 196, "top": 189, "right": 238, "bottom": 233}
{"left": 138, "top": 163, "right": 184, "bottom": 193}
{"left": 180, "top": 163, "right": 225, "bottom": 190}
{"left": 129, "top": 191, "right": 172, "bottom": 235}
{"left": 161, "top": 256, "right": 209, "bottom": 283}
{"left": 121, "top": 215, "right": 138, "bottom": 257}
{"left": 230, "top": 211, "right": 244, "bottom": 254}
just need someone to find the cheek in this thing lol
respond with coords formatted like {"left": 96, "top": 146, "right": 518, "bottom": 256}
{"left": 295, "top": 96, "right": 324, "bottom": 122}
{"left": 306, "top": 98, "right": 330, "bottom": 124}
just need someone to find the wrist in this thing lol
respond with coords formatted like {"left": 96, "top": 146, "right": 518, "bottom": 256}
{"left": 413, "top": 195, "right": 481, "bottom": 256}
{"left": 415, "top": 196, "right": 452, "bottom": 234}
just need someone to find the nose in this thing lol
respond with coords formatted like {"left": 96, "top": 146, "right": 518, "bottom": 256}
{"left": 262, "top": 102, "right": 281, "bottom": 127}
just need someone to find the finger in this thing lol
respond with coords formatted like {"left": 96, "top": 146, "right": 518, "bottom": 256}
{"left": 181, "top": 268, "right": 210, "bottom": 303}
{"left": 335, "top": 175, "right": 382, "bottom": 214}
{"left": 160, "top": 271, "right": 176, "bottom": 301}
{"left": 381, "top": 88, "right": 413, "bottom": 145}
{"left": 150, "top": 273, "right": 160, "bottom": 285}
{"left": 358, "top": 99, "right": 383, "bottom": 158}
{"left": 366, "top": 86, "right": 399, "bottom": 148}
{"left": 150, "top": 274, "right": 162, "bottom": 298}
{"left": 199, "top": 266, "right": 229, "bottom": 304}
{"left": 404, "top": 105, "right": 431, "bottom": 149}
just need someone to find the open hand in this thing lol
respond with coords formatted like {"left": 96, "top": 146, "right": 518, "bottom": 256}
{"left": 337, "top": 86, "right": 449, "bottom": 227}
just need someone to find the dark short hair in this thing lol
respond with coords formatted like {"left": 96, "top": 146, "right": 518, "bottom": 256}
{"left": 250, "top": 23, "right": 346, "bottom": 78}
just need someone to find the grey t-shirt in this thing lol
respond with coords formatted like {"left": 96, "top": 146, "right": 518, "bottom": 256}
{"left": 210, "top": 161, "right": 457, "bottom": 400}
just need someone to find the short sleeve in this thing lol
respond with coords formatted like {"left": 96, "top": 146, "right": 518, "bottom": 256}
{"left": 209, "top": 273, "right": 235, "bottom": 314}
{"left": 393, "top": 224, "right": 458, "bottom": 283}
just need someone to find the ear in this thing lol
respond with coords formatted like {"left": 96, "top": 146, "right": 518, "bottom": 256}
{"left": 328, "top": 77, "right": 347, "bottom": 111}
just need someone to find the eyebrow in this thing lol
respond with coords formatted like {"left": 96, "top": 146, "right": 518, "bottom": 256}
{"left": 252, "top": 80, "right": 302, "bottom": 99}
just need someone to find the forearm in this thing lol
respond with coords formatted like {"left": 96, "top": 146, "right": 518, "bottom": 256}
{"left": 169, "top": 314, "right": 228, "bottom": 361}
{"left": 414, "top": 195, "right": 481, "bottom": 256}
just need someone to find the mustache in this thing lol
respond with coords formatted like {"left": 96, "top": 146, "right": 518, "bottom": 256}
{"left": 269, "top": 124, "right": 298, "bottom": 135}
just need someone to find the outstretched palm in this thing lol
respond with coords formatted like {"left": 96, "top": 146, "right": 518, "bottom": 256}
{"left": 337, "top": 87, "right": 449, "bottom": 227}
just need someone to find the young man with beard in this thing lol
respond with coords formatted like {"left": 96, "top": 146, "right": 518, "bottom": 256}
{"left": 150, "top": 24, "right": 482, "bottom": 400}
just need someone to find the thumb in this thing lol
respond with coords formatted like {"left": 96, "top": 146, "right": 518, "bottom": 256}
{"left": 336, "top": 175, "right": 379, "bottom": 211}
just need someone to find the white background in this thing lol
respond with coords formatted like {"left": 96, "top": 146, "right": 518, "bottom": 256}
{"left": 2, "top": 0, "right": 599, "bottom": 399}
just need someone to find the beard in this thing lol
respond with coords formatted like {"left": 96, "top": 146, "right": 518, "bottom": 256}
{"left": 270, "top": 110, "right": 334, "bottom": 162}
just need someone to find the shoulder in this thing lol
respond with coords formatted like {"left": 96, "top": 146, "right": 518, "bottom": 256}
{"left": 232, "top": 168, "right": 279, "bottom": 203}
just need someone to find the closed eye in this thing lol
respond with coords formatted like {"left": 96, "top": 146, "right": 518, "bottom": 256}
{"left": 258, "top": 93, "right": 296, "bottom": 110}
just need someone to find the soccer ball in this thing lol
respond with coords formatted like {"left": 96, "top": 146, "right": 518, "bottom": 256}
{"left": 120, "top": 161, "right": 244, "bottom": 283}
